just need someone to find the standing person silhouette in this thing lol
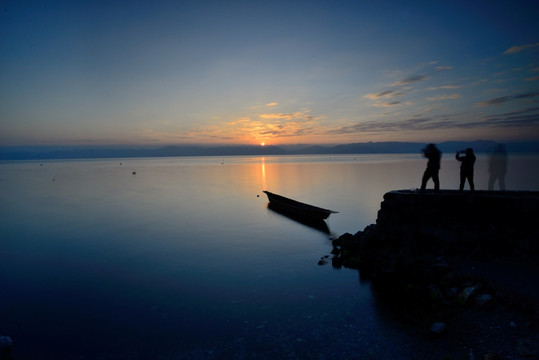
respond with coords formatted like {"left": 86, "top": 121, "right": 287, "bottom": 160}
{"left": 420, "top": 144, "right": 442, "bottom": 192}
{"left": 456, "top": 148, "right": 476, "bottom": 191}
{"left": 488, "top": 144, "right": 507, "bottom": 190}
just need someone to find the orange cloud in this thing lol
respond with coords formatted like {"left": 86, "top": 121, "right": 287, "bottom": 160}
{"left": 364, "top": 90, "right": 404, "bottom": 100}
{"left": 175, "top": 109, "right": 324, "bottom": 144}
{"left": 259, "top": 112, "right": 314, "bottom": 121}
{"left": 504, "top": 42, "right": 539, "bottom": 54}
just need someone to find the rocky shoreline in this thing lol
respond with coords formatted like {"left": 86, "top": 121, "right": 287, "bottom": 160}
{"left": 323, "top": 190, "right": 539, "bottom": 359}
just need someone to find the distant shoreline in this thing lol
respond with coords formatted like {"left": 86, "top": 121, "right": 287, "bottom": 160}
{"left": 1, "top": 140, "right": 538, "bottom": 161}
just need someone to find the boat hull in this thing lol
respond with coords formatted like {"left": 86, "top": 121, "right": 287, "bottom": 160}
{"left": 263, "top": 191, "right": 337, "bottom": 221}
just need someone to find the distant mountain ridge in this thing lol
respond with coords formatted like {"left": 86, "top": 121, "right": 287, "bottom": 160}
{"left": 1, "top": 140, "right": 538, "bottom": 160}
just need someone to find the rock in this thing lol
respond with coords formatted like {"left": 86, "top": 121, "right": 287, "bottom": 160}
{"left": 458, "top": 286, "right": 477, "bottom": 306}
{"left": 484, "top": 353, "right": 510, "bottom": 360}
{"left": 428, "top": 285, "right": 442, "bottom": 300}
{"left": 430, "top": 322, "right": 446, "bottom": 334}
{"left": 318, "top": 257, "right": 329, "bottom": 265}
{"left": 0, "top": 337, "right": 12, "bottom": 349}
{"left": 342, "top": 256, "right": 361, "bottom": 269}
{"left": 331, "top": 256, "right": 342, "bottom": 269}
{"left": 475, "top": 294, "right": 493, "bottom": 307}
{"left": 0, "top": 336, "right": 13, "bottom": 360}
{"left": 517, "top": 338, "right": 537, "bottom": 357}
{"left": 431, "top": 259, "right": 449, "bottom": 273}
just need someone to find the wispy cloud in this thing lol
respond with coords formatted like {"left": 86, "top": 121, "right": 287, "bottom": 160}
{"left": 265, "top": 102, "right": 278, "bottom": 107}
{"left": 135, "top": 109, "right": 324, "bottom": 144}
{"left": 372, "top": 101, "right": 401, "bottom": 107}
{"left": 478, "top": 96, "right": 512, "bottom": 106}
{"left": 391, "top": 74, "right": 428, "bottom": 86}
{"left": 427, "top": 85, "right": 462, "bottom": 90}
{"left": 259, "top": 112, "right": 314, "bottom": 121}
{"left": 481, "top": 107, "right": 539, "bottom": 127}
{"left": 478, "top": 92, "right": 539, "bottom": 106}
{"left": 363, "top": 90, "right": 404, "bottom": 100}
{"left": 435, "top": 66, "right": 454, "bottom": 71}
{"left": 471, "top": 79, "right": 489, "bottom": 86}
{"left": 325, "top": 117, "right": 454, "bottom": 134}
{"left": 514, "top": 92, "right": 539, "bottom": 99}
{"left": 426, "top": 94, "right": 462, "bottom": 101}
{"left": 525, "top": 76, "right": 539, "bottom": 82}
{"left": 210, "top": 110, "right": 324, "bottom": 141}
{"left": 503, "top": 42, "right": 539, "bottom": 54}
{"left": 325, "top": 107, "right": 539, "bottom": 135}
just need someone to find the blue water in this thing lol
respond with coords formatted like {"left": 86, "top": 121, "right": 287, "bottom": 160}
{"left": 1, "top": 154, "right": 538, "bottom": 359}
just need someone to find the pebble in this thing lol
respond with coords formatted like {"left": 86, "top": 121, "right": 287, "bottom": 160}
{"left": 0, "top": 336, "right": 12, "bottom": 348}
{"left": 475, "top": 294, "right": 493, "bottom": 306}
{"left": 430, "top": 322, "right": 446, "bottom": 334}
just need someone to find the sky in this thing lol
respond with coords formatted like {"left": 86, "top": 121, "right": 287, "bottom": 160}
{"left": 1, "top": 0, "right": 538, "bottom": 147}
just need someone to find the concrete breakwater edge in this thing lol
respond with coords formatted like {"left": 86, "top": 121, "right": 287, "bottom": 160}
{"left": 327, "top": 190, "right": 539, "bottom": 359}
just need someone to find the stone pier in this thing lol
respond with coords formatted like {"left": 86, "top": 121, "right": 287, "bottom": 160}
{"left": 376, "top": 190, "right": 539, "bottom": 256}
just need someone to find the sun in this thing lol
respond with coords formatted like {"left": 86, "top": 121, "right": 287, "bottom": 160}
{"left": 260, "top": 142, "right": 265, "bottom": 146}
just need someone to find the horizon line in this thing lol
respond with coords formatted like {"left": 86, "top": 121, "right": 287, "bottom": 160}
{"left": 2, "top": 139, "right": 537, "bottom": 149}
{"left": 1, "top": 140, "right": 538, "bottom": 161}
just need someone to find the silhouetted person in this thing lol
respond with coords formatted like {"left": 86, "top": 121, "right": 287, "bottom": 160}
{"left": 420, "top": 143, "right": 442, "bottom": 192}
{"left": 488, "top": 144, "right": 507, "bottom": 190}
{"left": 456, "top": 148, "right": 476, "bottom": 191}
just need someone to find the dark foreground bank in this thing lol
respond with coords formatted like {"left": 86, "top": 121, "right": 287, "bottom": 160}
{"left": 327, "top": 190, "right": 539, "bottom": 359}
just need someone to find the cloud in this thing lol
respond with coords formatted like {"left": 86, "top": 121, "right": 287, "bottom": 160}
{"left": 325, "top": 117, "right": 450, "bottom": 134}
{"left": 503, "top": 42, "right": 539, "bottom": 54}
{"left": 372, "top": 101, "right": 401, "bottom": 107}
{"left": 363, "top": 90, "right": 405, "bottom": 100}
{"left": 514, "top": 92, "right": 539, "bottom": 99}
{"left": 481, "top": 107, "right": 539, "bottom": 127}
{"left": 435, "top": 66, "right": 454, "bottom": 71}
{"left": 364, "top": 90, "right": 393, "bottom": 100}
{"left": 179, "top": 107, "right": 326, "bottom": 143}
{"left": 478, "top": 92, "right": 539, "bottom": 106}
{"left": 210, "top": 111, "right": 322, "bottom": 140}
{"left": 266, "top": 102, "right": 278, "bottom": 107}
{"left": 326, "top": 107, "right": 539, "bottom": 135}
{"left": 478, "top": 96, "right": 511, "bottom": 106}
{"left": 471, "top": 79, "right": 488, "bottom": 86}
{"left": 426, "top": 94, "right": 462, "bottom": 101}
{"left": 259, "top": 112, "right": 314, "bottom": 121}
{"left": 525, "top": 76, "right": 539, "bottom": 82}
{"left": 427, "top": 85, "right": 461, "bottom": 90}
{"left": 391, "top": 74, "right": 428, "bottom": 86}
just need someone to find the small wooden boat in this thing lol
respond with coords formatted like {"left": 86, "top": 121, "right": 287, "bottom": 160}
{"left": 263, "top": 191, "right": 338, "bottom": 221}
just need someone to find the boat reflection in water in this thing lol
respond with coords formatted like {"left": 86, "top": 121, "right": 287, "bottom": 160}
{"left": 263, "top": 191, "right": 338, "bottom": 234}
{"left": 267, "top": 203, "right": 331, "bottom": 234}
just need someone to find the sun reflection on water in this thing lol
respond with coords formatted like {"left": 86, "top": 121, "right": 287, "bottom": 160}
{"left": 261, "top": 157, "right": 267, "bottom": 191}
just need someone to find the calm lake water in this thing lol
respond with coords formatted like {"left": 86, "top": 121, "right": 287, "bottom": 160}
{"left": 1, "top": 154, "right": 538, "bottom": 359}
